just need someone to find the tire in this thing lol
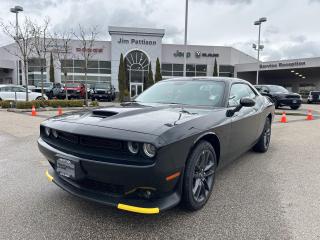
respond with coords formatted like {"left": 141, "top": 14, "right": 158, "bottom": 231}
{"left": 36, "top": 96, "right": 45, "bottom": 101}
{"left": 182, "top": 140, "right": 217, "bottom": 211}
{"left": 290, "top": 106, "right": 300, "bottom": 110}
{"left": 48, "top": 91, "right": 53, "bottom": 99}
{"left": 253, "top": 118, "right": 271, "bottom": 153}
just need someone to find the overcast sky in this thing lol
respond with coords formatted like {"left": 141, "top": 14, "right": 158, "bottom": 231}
{"left": 0, "top": 0, "right": 320, "bottom": 61}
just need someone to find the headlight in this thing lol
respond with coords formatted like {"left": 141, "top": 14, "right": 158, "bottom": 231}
{"left": 143, "top": 143, "right": 156, "bottom": 158}
{"left": 52, "top": 129, "right": 58, "bottom": 138}
{"left": 128, "top": 141, "right": 139, "bottom": 155}
{"left": 44, "top": 127, "right": 50, "bottom": 137}
{"left": 107, "top": 91, "right": 111, "bottom": 94}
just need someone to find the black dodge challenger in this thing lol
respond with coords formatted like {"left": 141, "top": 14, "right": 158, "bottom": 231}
{"left": 39, "top": 77, "right": 274, "bottom": 214}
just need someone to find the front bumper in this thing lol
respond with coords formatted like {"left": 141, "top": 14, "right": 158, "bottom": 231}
{"left": 92, "top": 93, "right": 111, "bottom": 99}
{"left": 278, "top": 98, "right": 302, "bottom": 106}
{"left": 38, "top": 138, "right": 182, "bottom": 214}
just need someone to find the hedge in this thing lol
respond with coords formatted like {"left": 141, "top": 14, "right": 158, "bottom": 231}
{"left": 0, "top": 100, "right": 13, "bottom": 108}
{"left": 1, "top": 99, "right": 86, "bottom": 109}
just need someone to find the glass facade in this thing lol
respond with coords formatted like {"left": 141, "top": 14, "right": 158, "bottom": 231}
{"left": 162, "top": 63, "right": 207, "bottom": 77}
{"left": 60, "top": 60, "right": 111, "bottom": 85}
{"left": 28, "top": 58, "right": 46, "bottom": 86}
{"left": 219, "top": 65, "right": 234, "bottom": 77}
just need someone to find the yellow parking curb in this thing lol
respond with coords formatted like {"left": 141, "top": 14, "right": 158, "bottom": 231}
{"left": 117, "top": 203, "right": 159, "bottom": 214}
{"left": 45, "top": 170, "right": 53, "bottom": 182}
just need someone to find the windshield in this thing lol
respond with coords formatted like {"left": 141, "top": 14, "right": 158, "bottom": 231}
{"left": 66, "top": 83, "right": 80, "bottom": 88}
{"left": 36, "top": 82, "right": 53, "bottom": 88}
{"left": 135, "top": 80, "right": 225, "bottom": 107}
{"left": 268, "top": 85, "right": 289, "bottom": 93}
{"left": 95, "top": 83, "right": 110, "bottom": 89}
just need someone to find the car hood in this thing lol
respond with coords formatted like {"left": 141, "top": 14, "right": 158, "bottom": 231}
{"left": 48, "top": 104, "right": 221, "bottom": 136}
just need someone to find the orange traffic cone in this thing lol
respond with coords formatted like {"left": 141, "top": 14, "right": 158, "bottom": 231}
{"left": 306, "top": 109, "right": 314, "bottom": 121}
{"left": 57, "top": 106, "right": 63, "bottom": 116}
{"left": 280, "top": 111, "right": 287, "bottom": 123}
{"left": 31, "top": 105, "right": 37, "bottom": 116}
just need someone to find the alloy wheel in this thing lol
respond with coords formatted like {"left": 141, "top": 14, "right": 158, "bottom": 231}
{"left": 192, "top": 150, "right": 215, "bottom": 203}
{"left": 263, "top": 121, "right": 271, "bottom": 149}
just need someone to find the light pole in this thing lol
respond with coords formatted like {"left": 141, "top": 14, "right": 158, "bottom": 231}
{"left": 10, "top": 5, "right": 23, "bottom": 85}
{"left": 253, "top": 17, "right": 267, "bottom": 85}
{"left": 183, "top": 0, "right": 189, "bottom": 77}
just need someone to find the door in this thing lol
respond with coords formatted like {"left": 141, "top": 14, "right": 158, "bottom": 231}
{"left": 0, "top": 87, "right": 14, "bottom": 100}
{"left": 228, "top": 83, "right": 260, "bottom": 158}
{"left": 12, "top": 86, "right": 28, "bottom": 101}
{"left": 130, "top": 83, "right": 143, "bottom": 98}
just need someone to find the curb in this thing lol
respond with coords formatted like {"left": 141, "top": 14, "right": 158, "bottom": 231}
{"left": 275, "top": 111, "right": 320, "bottom": 117}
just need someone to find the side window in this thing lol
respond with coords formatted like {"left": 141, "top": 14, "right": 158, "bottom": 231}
{"left": 228, "top": 84, "right": 256, "bottom": 107}
{"left": 3, "top": 87, "right": 12, "bottom": 92}
{"left": 12, "top": 87, "right": 25, "bottom": 92}
{"left": 247, "top": 86, "right": 257, "bottom": 99}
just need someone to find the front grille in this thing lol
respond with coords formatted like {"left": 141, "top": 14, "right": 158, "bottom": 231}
{"left": 59, "top": 131, "right": 78, "bottom": 144}
{"left": 96, "top": 90, "right": 106, "bottom": 94}
{"left": 79, "top": 135, "right": 122, "bottom": 149}
{"left": 40, "top": 127, "right": 154, "bottom": 166}
{"left": 286, "top": 95, "right": 300, "bottom": 99}
{"left": 67, "top": 90, "right": 77, "bottom": 94}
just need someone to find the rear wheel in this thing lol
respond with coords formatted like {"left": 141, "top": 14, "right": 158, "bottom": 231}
{"left": 182, "top": 140, "right": 217, "bottom": 211}
{"left": 253, "top": 118, "right": 271, "bottom": 153}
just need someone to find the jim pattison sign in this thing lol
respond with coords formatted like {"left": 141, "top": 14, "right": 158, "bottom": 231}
{"left": 117, "top": 37, "right": 157, "bottom": 45}
{"left": 260, "top": 61, "right": 306, "bottom": 69}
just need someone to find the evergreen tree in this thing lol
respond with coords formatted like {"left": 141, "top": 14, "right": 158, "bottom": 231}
{"left": 49, "top": 52, "right": 55, "bottom": 82}
{"left": 155, "top": 57, "right": 162, "bottom": 82}
{"left": 144, "top": 62, "right": 154, "bottom": 90}
{"left": 213, "top": 58, "right": 218, "bottom": 76}
{"left": 118, "top": 53, "right": 126, "bottom": 101}
{"left": 124, "top": 57, "right": 129, "bottom": 91}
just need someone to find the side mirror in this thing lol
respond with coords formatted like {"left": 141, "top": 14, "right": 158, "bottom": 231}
{"left": 240, "top": 97, "right": 255, "bottom": 107}
{"left": 226, "top": 97, "right": 255, "bottom": 117}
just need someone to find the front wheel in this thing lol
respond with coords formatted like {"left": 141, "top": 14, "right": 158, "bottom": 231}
{"left": 290, "top": 105, "right": 300, "bottom": 110}
{"left": 36, "top": 96, "right": 45, "bottom": 101}
{"left": 182, "top": 140, "right": 217, "bottom": 211}
{"left": 253, "top": 118, "right": 271, "bottom": 153}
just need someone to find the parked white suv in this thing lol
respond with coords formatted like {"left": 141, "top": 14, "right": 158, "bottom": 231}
{"left": 0, "top": 85, "right": 47, "bottom": 101}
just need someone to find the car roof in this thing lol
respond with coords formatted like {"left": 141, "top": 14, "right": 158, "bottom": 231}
{"left": 255, "top": 84, "right": 282, "bottom": 87}
{"left": 0, "top": 84, "right": 24, "bottom": 87}
{"left": 161, "top": 77, "right": 249, "bottom": 84}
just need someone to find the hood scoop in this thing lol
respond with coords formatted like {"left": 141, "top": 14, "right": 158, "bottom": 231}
{"left": 91, "top": 110, "right": 119, "bottom": 118}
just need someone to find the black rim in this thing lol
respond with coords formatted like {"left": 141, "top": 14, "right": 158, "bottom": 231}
{"left": 192, "top": 150, "right": 215, "bottom": 203}
{"left": 263, "top": 121, "right": 271, "bottom": 149}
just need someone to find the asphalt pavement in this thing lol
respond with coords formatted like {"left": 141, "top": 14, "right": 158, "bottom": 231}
{"left": 0, "top": 108, "right": 319, "bottom": 240}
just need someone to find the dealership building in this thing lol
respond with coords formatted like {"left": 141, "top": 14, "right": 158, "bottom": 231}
{"left": 0, "top": 26, "right": 319, "bottom": 97}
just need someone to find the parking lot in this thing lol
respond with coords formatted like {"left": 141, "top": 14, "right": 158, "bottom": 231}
{"left": 0, "top": 105, "right": 319, "bottom": 240}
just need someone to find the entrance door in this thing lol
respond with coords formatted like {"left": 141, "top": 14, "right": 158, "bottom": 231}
{"left": 125, "top": 50, "right": 149, "bottom": 98}
{"left": 130, "top": 83, "right": 143, "bottom": 98}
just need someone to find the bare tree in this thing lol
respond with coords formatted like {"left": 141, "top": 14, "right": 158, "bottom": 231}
{"left": 51, "top": 31, "right": 73, "bottom": 99}
{"left": 30, "top": 17, "right": 52, "bottom": 97}
{"left": 74, "top": 25, "right": 99, "bottom": 106}
{"left": 1, "top": 17, "right": 34, "bottom": 101}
